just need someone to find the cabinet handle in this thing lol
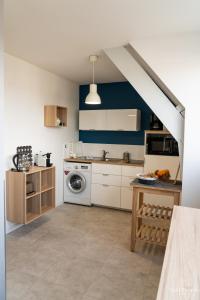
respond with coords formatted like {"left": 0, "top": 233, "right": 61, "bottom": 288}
{"left": 117, "top": 129, "right": 124, "bottom": 131}
{"left": 89, "top": 129, "right": 95, "bottom": 131}
{"left": 102, "top": 173, "right": 109, "bottom": 176}
{"left": 102, "top": 184, "right": 109, "bottom": 187}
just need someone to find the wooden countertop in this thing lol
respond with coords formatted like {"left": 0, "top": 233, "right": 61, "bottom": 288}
{"left": 8, "top": 166, "right": 55, "bottom": 175}
{"left": 64, "top": 157, "right": 144, "bottom": 167}
{"left": 157, "top": 206, "right": 200, "bottom": 300}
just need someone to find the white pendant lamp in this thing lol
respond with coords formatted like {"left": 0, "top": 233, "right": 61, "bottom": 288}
{"left": 85, "top": 55, "right": 101, "bottom": 104}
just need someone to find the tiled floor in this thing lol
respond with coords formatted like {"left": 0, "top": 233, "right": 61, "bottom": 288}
{"left": 6, "top": 204, "right": 164, "bottom": 300}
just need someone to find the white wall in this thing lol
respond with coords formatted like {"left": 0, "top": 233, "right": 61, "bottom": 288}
{"left": 5, "top": 54, "right": 79, "bottom": 232}
{"left": 0, "top": 0, "right": 6, "bottom": 297}
{"left": 132, "top": 33, "right": 200, "bottom": 208}
{"left": 76, "top": 143, "right": 144, "bottom": 161}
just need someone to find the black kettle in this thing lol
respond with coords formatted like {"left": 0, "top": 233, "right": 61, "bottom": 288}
{"left": 12, "top": 153, "right": 30, "bottom": 172}
{"left": 12, "top": 154, "right": 20, "bottom": 171}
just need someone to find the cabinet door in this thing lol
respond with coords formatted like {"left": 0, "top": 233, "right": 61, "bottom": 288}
{"left": 92, "top": 173, "right": 121, "bottom": 186}
{"left": 122, "top": 166, "right": 143, "bottom": 177}
{"left": 91, "top": 183, "right": 120, "bottom": 208}
{"left": 106, "top": 109, "right": 140, "bottom": 131}
{"left": 79, "top": 110, "right": 106, "bottom": 130}
{"left": 121, "top": 187, "right": 133, "bottom": 210}
{"left": 92, "top": 163, "right": 122, "bottom": 175}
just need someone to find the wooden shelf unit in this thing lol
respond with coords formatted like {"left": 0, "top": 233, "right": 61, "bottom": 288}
{"left": 41, "top": 167, "right": 55, "bottom": 191}
{"left": 136, "top": 224, "right": 169, "bottom": 247}
{"left": 6, "top": 166, "right": 55, "bottom": 224}
{"left": 44, "top": 105, "right": 67, "bottom": 127}
{"left": 130, "top": 180, "right": 181, "bottom": 251}
{"left": 137, "top": 204, "right": 172, "bottom": 224}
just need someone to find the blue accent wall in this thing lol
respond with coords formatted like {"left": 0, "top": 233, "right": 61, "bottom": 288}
{"left": 79, "top": 82, "right": 152, "bottom": 145}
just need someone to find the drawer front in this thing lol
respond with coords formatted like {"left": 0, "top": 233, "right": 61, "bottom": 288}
{"left": 121, "top": 176, "right": 136, "bottom": 187}
{"left": 92, "top": 173, "right": 121, "bottom": 186}
{"left": 122, "top": 166, "right": 143, "bottom": 177}
{"left": 91, "top": 183, "right": 121, "bottom": 208}
{"left": 121, "top": 187, "right": 133, "bottom": 210}
{"left": 92, "top": 163, "right": 122, "bottom": 175}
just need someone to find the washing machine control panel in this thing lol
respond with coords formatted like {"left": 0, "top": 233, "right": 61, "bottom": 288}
{"left": 81, "top": 165, "right": 88, "bottom": 170}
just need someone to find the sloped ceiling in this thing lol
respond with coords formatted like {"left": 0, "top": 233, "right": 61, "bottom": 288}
{"left": 5, "top": 0, "right": 200, "bottom": 83}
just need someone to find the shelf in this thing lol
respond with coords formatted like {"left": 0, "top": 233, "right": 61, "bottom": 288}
{"left": 41, "top": 186, "right": 55, "bottom": 193}
{"left": 136, "top": 224, "right": 169, "bottom": 247}
{"left": 26, "top": 212, "right": 41, "bottom": 223}
{"left": 26, "top": 194, "right": 40, "bottom": 224}
{"left": 137, "top": 203, "right": 172, "bottom": 223}
{"left": 41, "top": 189, "right": 55, "bottom": 214}
{"left": 6, "top": 166, "right": 55, "bottom": 225}
{"left": 41, "top": 168, "right": 55, "bottom": 192}
{"left": 44, "top": 105, "right": 67, "bottom": 127}
{"left": 26, "top": 172, "right": 40, "bottom": 194}
{"left": 26, "top": 191, "right": 40, "bottom": 199}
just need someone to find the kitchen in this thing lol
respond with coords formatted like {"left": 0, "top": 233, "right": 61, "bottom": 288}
{"left": 1, "top": 1, "right": 200, "bottom": 300}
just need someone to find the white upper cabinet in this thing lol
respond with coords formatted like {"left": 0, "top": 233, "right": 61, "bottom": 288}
{"left": 79, "top": 110, "right": 106, "bottom": 130}
{"left": 79, "top": 109, "right": 141, "bottom": 131}
{"left": 106, "top": 109, "right": 141, "bottom": 131}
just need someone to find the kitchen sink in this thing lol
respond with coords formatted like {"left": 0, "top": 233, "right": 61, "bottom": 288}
{"left": 73, "top": 156, "right": 143, "bottom": 165}
{"left": 104, "top": 158, "right": 122, "bottom": 162}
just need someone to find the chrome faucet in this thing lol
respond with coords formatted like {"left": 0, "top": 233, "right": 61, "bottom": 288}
{"left": 102, "top": 150, "right": 109, "bottom": 161}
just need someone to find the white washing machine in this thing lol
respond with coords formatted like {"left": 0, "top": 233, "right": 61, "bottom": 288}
{"left": 64, "top": 161, "right": 92, "bottom": 206}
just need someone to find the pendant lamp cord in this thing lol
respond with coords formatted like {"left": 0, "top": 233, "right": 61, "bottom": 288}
{"left": 92, "top": 61, "right": 94, "bottom": 84}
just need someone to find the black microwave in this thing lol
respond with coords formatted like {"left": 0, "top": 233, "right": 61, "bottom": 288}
{"left": 146, "top": 134, "right": 179, "bottom": 156}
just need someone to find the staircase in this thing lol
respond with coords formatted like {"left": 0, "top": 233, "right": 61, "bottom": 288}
{"left": 104, "top": 46, "right": 184, "bottom": 156}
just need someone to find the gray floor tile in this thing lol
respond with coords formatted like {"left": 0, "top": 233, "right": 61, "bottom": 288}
{"left": 7, "top": 204, "right": 163, "bottom": 300}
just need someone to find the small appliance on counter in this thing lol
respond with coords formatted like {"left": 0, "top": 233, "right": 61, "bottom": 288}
{"left": 12, "top": 146, "right": 33, "bottom": 172}
{"left": 146, "top": 132, "right": 179, "bottom": 156}
{"left": 150, "top": 113, "right": 163, "bottom": 130}
{"left": 123, "top": 152, "right": 130, "bottom": 163}
{"left": 34, "top": 151, "right": 53, "bottom": 167}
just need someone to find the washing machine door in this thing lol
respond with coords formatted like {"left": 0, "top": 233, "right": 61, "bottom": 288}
{"left": 66, "top": 172, "right": 86, "bottom": 194}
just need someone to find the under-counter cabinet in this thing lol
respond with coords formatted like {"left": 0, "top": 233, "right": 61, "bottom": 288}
{"left": 121, "top": 166, "right": 144, "bottom": 210}
{"left": 6, "top": 166, "right": 55, "bottom": 224}
{"left": 79, "top": 109, "right": 141, "bottom": 131}
{"left": 91, "top": 163, "right": 121, "bottom": 208}
{"left": 91, "top": 163, "right": 144, "bottom": 210}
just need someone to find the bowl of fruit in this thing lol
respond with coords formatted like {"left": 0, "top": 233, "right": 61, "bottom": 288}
{"left": 137, "top": 169, "right": 171, "bottom": 185}
{"left": 136, "top": 173, "right": 158, "bottom": 185}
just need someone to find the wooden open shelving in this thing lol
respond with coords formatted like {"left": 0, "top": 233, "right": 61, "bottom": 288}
{"left": 137, "top": 204, "right": 172, "bottom": 223}
{"left": 26, "top": 194, "right": 41, "bottom": 223}
{"left": 44, "top": 105, "right": 67, "bottom": 127}
{"left": 41, "top": 189, "right": 55, "bottom": 214}
{"left": 135, "top": 204, "right": 172, "bottom": 247}
{"left": 130, "top": 180, "right": 181, "bottom": 251}
{"left": 41, "top": 167, "right": 55, "bottom": 191}
{"left": 6, "top": 166, "right": 55, "bottom": 224}
{"left": 136, "top": 224, "right": 169, "bottom": 247}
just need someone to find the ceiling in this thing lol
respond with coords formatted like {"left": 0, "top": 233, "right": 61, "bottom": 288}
{"left": 5, "top": 0, "right": 200, "bottom": 84}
